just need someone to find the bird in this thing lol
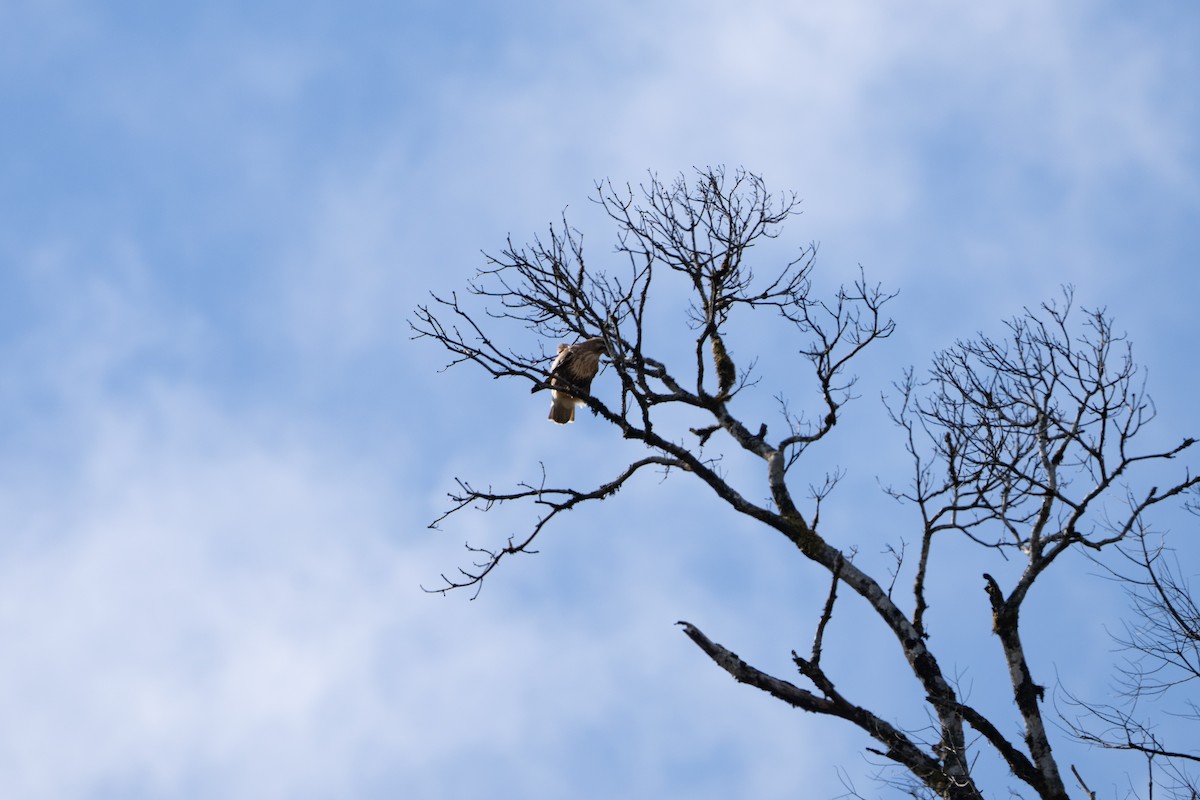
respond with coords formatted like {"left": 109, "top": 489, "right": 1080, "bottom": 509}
{"left": 546, "top": 337, "right": 606, "bottom": 424}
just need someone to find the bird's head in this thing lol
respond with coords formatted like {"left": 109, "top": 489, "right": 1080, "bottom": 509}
{"left": 577, "top": 337, "right": 607, "bottom": 354}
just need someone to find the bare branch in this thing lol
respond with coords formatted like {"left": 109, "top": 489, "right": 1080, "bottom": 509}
{"left": 677, "top": 621, "right": 980, "bottom": 799}
{"left": 424, "top": 456, "right": 688, "bottom": 596}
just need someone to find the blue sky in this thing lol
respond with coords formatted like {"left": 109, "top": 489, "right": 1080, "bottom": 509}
{"left": 1, "top": 2, "right": 1199, "bottom": 798}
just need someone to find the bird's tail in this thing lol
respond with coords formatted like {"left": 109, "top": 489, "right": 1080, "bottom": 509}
{"left": 549, "top": 402, "right": 575, "bottom": 424}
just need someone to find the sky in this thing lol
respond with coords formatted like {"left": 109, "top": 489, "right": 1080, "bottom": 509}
{"left": 1, "top": 1, "right": 1199, "bottom": 798}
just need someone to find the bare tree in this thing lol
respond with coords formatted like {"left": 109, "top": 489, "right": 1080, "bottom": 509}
{"left": 1059, "top": 507, "right": 1200, "bottom": 799}
{"left": 411, "top": 167, "right": 1200, "bottom": 799}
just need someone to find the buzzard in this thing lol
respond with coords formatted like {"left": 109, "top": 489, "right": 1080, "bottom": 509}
{"left": 546, "top": 337, "right": 606, "bottom": 424}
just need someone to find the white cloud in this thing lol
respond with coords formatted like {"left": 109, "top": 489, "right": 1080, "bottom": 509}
{"left": 274, "top": 2, "right": 1199, "bottom": 362}
{"left": 0, "top": 384, "right": 869, "bottom": 798}
{"left": 0, "top": 392, "right": 372, "bottom": 795}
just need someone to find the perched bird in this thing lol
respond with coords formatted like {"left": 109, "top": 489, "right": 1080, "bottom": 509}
{"left": 547, "top": 337, "right": 606, "bottom": 424}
